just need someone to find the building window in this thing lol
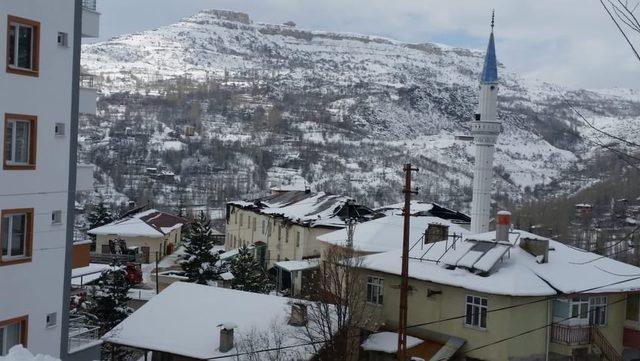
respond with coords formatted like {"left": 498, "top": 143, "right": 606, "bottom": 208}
{"left": 0, "top": 316, "right": 28, "bottom": 356}
{"left": 1, "top": 209, "right": 33, "bottom": 265}
{"left": 571, "top": 297, "right": 589, "bottom": 319}
{"left": 261, "top": 220, "right": 266, "bottom": 235}
{"left": 366, "top": 276, "right": 384, "bottom": 305}
{"left": 589, "top": 296, "right": 607, "bottom": 325}
{"left": 278, "top": 226, "right": 281, "bottom": 241}
{"left": 285, "top": 228, "right": 289, "bottom": 243}
{"left": 465, "top": 295, "right": 487, "bottom": 328}
{"left": 240, "top": 214, "right": 243, "bottom": 227}
{"left": 6, "top": 16, "right": 40, "bottom": 77}
{"left": 296, "top": 232, "right": 301, "bottom": 247}
{"left": 4, "top": 114, "right": 37, "bottom": 170}
{"left": 252, "top": 217, "right": 256, "bottom": 231}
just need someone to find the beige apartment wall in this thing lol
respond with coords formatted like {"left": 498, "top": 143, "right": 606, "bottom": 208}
{"left": 362, "top": 270, "right": 550, "bottom": 361}
{"left": 225, "top": 206, "right": 337, "bottom": 268}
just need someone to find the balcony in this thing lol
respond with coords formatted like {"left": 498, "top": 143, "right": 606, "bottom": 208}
{"left": 79, "top": 74, "right": 97, "bottom": 115}
{"left": 551, "top": 324, "right": 591, "bottom": 346}
{"left": 68, "top": 315, "right": 102, "bottom": 353}
{"left": 76, "top": 163, "right": 94, "bottom": 191}
{"left": 81, "top": 0, "right": 100, "bottom": 38}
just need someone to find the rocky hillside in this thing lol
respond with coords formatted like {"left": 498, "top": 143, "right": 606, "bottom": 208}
{"left": 78, "top": 9, "right": 640, "bottom": 212}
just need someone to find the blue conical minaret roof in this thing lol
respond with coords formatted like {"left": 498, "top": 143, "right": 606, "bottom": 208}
{"left": 480, "top": 27, "right": 498, "bottom": 84}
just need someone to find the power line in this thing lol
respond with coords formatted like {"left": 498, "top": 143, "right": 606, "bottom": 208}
{"left": 443, "top": 296, "right": 628, "bottom": 360}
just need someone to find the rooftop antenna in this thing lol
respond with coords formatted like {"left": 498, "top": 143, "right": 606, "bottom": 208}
{"left": 491, "top": 10, "right": 495, "bottom": 31}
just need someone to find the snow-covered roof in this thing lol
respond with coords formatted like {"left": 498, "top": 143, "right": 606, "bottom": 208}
{"left": 361, "top": 332, "right": 423, "bottom": 353}
{"left": 229, "top": 191, "right": 374, "bottom": 228}
{"left": 219, "top": 271, "right": 234, "bottom": 281}
{"left": 376, "top": 201, "right": 470, "bottom": 223}
{"left": 274, "top": 259, "right": 321, "bottom": 272}
{"left": 0, "top": 345, "right": 60, "bottom": 361}
{"left": 318, "top": 215, "right": 470, "bottom": 253}
{"left": 103, "top": 282, "right": 326, "bottom": 359}
{"left": 88, "top": 209, "right": 184, "bottom": 238}
{"left": 71, "top": 263, "right": 115, "bottom": 286}
{"left": 360, "top": 229, "right": 640, "bottom": 297}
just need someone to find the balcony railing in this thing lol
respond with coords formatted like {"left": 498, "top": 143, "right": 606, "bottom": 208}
{"left": 68, "top": 315, "right": 101, "bottom": 353}
{"left": 551, "top": 324, "right": 591, "bottom": 346}
{"left": 81, "top": 0, "right": 97, "bottom": 12}
{"left": 80, "top": 74, "right": 97, "bottom": 89}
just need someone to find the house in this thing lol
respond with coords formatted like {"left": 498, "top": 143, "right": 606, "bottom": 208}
{"left": 356, "top": 212, "right": 640, "bottom": 360}
{"left": 88, "top": 209, "right": 184, "bottom": 263}
{"left": 102, "top": 282, "right": 334, "bottom": 360}
{"left": 225, "top": 190, "right": 375, "bottom": 270}
{"left": 0, "top": 1, "right": 100, "bottom": 359}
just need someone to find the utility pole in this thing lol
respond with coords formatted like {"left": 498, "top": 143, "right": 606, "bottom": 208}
{"left": 155, "top": 251, "right": 160, "bottom": 295}
{"left": 398, "top": 164, "right": 418, "bottom": 361}
{"left": 346, "top": 199, "right": 356, "bottom": 249}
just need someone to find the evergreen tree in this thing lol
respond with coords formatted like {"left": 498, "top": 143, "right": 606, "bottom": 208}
{"left": 229, "top": 246, "right": 273, "bottom": 294}
{"left": 181, "top": 212, "right": 220, "bottom": 284}
{"left": 86, "top": 267, "right": 132, "bottom": 334}
{"left": 88, "top": 201, "right": 115, "bottom": 231}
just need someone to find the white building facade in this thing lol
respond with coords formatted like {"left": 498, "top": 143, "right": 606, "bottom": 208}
{"left": 0, "top": 0, "right": 94, "bottom": 358}
{"left": 470, "top": 26, "right": 501, "bottom": 234}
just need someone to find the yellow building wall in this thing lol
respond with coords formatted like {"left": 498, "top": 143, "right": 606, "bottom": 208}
{"left": 363, "top": 270, "right": 551, "bottom": 361}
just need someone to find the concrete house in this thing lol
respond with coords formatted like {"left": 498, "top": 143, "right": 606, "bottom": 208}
{"left": 88, "top": 209, "right": 184, "bottom": 263}
{"left": 357, "top": 214, "right": 640, "bottom": 360}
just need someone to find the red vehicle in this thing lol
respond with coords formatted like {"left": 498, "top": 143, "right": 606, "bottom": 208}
{"left": 124, "top": 262, "right": 143, "bottom": 285}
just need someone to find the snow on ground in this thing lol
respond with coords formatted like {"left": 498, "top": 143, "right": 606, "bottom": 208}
{"left": 0, "top": 346, "right": 59, "bottom": 361}
{"left": 361, "top": 332, "right": 423, "bottom": 353}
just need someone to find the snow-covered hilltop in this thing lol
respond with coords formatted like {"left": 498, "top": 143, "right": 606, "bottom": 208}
{"left": 79, "top": 9, "right": 640, "bottom": 209}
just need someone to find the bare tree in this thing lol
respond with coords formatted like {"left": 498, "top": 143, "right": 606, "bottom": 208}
{"left": 298, "top": 245, "right": 382, "bottom": 361}
{"left": 600, "top": 0, "right": 640, "bottom": 61}
{"left": 237, "top": 318, "right": 302, "bottom": 361}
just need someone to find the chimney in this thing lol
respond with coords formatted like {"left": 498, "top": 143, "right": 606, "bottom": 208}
{"left": 425, "top": 224, "right": 449, "bottom": 244}
{"left": 288, "top": 303, "right": 308, "bottom": 326}
{"left": 495, "top": 211, "right": 511, "bottom": 243}
{"left": 520, "top": 238, "right": 549, "bottom": 263}
{"left": 218, "top": 323, "right": 237, "bottom": 353}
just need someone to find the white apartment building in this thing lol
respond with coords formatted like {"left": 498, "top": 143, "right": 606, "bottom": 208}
{"left": 0, "top": 0, "right": 98, "bottom": 359}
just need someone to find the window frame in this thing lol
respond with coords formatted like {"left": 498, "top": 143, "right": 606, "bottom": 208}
{"left": 0, "top": 316, "right": 28, "bottom": 356}
{"left": 366, "top": 275, "right": 384, "bottom": 306}
{"left": 589, "top": 296, "right": 608, "bottom": 326}
{"left": 0, "top": 208, "right": 34, "bottom": 266}
{"left": 4, "top": 114, "right": 37, "bottom": 170}
{"left": 465, "top": 295, "right": 488, "bottom": 329}
{"left": 6, "top": 15, "right": 40, "bottom": 77}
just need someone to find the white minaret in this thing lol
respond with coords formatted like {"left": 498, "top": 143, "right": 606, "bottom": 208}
{"left": 470, "top": 14, "right": 501, "bottom": 234}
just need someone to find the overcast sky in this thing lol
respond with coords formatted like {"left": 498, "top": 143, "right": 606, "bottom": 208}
{"left": 93, "top": 0, "right": 639, "bottom": 90}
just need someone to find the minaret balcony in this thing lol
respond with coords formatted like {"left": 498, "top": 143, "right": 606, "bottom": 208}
{"left": 471, "top": 121, "right": 502, "bottom": 135}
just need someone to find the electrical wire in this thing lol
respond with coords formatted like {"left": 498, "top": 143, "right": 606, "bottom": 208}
{"left": 441, "top": 296, "right": 628, "bottom": 360}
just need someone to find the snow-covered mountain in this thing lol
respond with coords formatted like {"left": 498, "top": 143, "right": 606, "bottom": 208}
{"left": 79, "top": 9, "right": 640, "bottom": 210}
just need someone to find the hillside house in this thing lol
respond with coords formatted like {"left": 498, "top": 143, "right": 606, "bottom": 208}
{"left": 356, "top": 213, "right": 640, "bottom": 361}
{"left": 225, "top": 190, "right": 374, "bottom": 267}
{"left": 88, "top": 209, "right": 184, "bottom": 263}
{"left": 102, "top": 282, "right": 336, "bottom": 360}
